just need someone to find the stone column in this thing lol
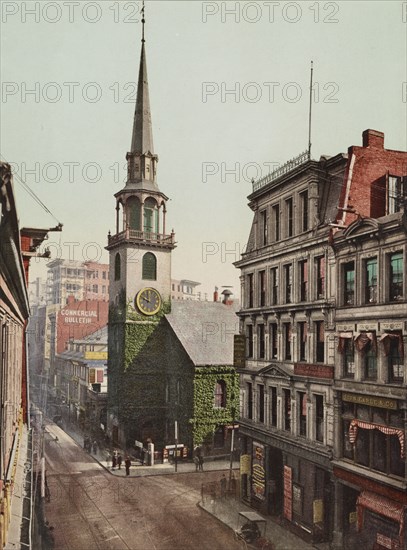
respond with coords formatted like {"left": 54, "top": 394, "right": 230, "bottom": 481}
{"left": 331, "top": 480, "right": 344, "bottom": 549}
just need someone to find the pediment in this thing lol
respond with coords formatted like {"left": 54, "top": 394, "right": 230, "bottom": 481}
{"left": 258, "top": 363, "right": 292, "bottom": 380}
{"left": 344, "top": 217, "right": 379, "bottom": 239}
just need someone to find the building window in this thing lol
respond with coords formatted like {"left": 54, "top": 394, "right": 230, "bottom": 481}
{"left": 286, "top": 198, "right": 293, "bottom": 237}
{"left": 300, "top": 190, "right": 309, "bottom": 232}
{"left": 270, "top": 323, "right": 278, "bottom": 359}
{"left": 258, "top": 324, "right": 265, "bottom": 359}
{"left": 315, "top": 395, "right": 324, "bottom": 442}
{"left": 142, "top": 252, "right": 157, "bottom": 280}
{"left": 246, "top": 325, "right": 253, "bottom": 358}
{"left": 299, "top": 322, "right": 307, "bottom": 361}
{"left": 342, "top": 404, "right": 405, "bottom": 478}
{"left": 247, "top": 382, "right": 253, "bottom": 420}
{"left": 299, "top": 260, "right": 308, "bottom": 302}
{"left": 283, "top": 389, "right": 291, "bottom": 431}
{"left": 270, "top": 387, "right": 277, "bottom": 427}
{"left": 270, "top": 267, "right": 278, "bottom": 305}
{"left": 382, "top": 332, "right": 404, "bottom": 383}
{"left": 344, "top": 261, "right": 355, "bottom": 305}
{"left": 258, "top": 385, "right": 265, "bottom": 423}
{"left": 259, "top": 270, "right": 266, "bottom": 307}
{"left": 248, "top": 273, "right": 254, "bottom": 308}
{"left": 144, "top": 198, "right": 158, "bottom": 233}
{"left": 260, "top": 210, "right": 268, "bottom": 246}
{"left": 284, "top": 264, "right": 292, "bottom": 304}
{"left": 299, "top": 392, "right": 307, "bottom": 436}
{"left": 213, "top": 426, "right": 225, "bottom": 449}
{"left": 114, "top": 253, "right": 121, "bottom": 281}
{"left": 272, "top": 204, "right": 280, "bottom": 241}
{"left": 316, "top": 321, "right": 324, "bottom": 363}
{"left": 364, "top": 340, "right": 377, "bottom": 380}
{"left": 387, "top": 175, "right": 402, "bottom": 214}
{"left": 389, "top": 252, "right": 403, "bottom": 301}
{"left": 214, "top": 380, "right": 227, "bottom": 408}
{"left": 316, "top": 256, "right": 325, "bottom": 298}
{"left": 92, "top": 284, "right": 98, "bottom": 293}
{"left": 284, "top": 323, "right": 292, "bottom": 360}
{"left": 342, "top": 337, "right": 355, "bottom": 378}
{"left": 364, "top": 258, "right": 377, "bottom": 304}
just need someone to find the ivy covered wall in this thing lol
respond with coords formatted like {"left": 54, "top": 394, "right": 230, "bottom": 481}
{"left": 192, "top": 366, "right": 240, "bottom": 447}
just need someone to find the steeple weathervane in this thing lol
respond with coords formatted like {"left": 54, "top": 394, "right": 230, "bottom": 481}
{"left": 141, "top": 0, "right": 145, "bottom": 43}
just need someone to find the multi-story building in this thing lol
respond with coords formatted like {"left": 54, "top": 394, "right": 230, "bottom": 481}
{"left": 46, "top": 259, "right": 109, "bottom": 305}
{"left": 235, "top": 129, "right": 407, "bottom": 547}
{"left": 329, "top": 130, "right": 407, "bottom": 550}
{"left": 235, "top": 148, "right": 347, "bottom": 543}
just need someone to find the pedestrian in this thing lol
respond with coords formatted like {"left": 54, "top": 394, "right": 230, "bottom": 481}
{"left": 125, "top": 455, "right": 131, "bottom": 476}
{"left": 198, "top": 454, "right": 204, "bottom": 471}
{"left": 92, "top": 440, "right": 98, "bottom": 454}
{"left": 106, "top": 452, "right": 111, "bottom": 468}
{"left": 112, "top": 452, "right": 117, "bottom": 470}
{"left": 117, "top": 453, "right": 122, "bottom": 469}
{"left": 193, "top": 456, "right": 199, "bottom": 472}
{"left": 141, "top": 448, "right": 147, "bottom": 466}
{"left": 220, "top": 474, "right": 227, "bottom": 499}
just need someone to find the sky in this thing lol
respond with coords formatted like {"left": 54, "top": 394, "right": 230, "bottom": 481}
{"left": 1, "top": 0, "right": 406, "bottom": 300}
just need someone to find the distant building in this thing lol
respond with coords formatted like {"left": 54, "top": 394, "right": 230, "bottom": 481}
{"left": 53, "top": 326, "right": 107, "bottom": 435}
{"left": 46, "top": 259, "right": 109, "bottom": 305}
{"left": 171, "top": 279, "right": 201, "bottom": 301}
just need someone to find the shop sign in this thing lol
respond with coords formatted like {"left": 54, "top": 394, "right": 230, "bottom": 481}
{"left": 292, "top": 484, "right": 303, "bottom": 516}
{"left": 342, "top": 393, "right": 397, "bottom": 410}
{"left": 240, "top": 454, "right": 251, "bottom": 475}
{"left": 376, "top": 534, "right": 392, "bottom": 549}
{"left": 283, "top": 465, "right": 292, "bottom": 522}
{"left": 251, "top": 442, "right": 266, "bottom": 501}
{"left": 349, "top": 511, "right": 357, "bottom": 524}
{"left": 313, "top": 499, "right": 324, "bottom": 524}
{"left": 85, "top": 351, "right": 107, "bottom": 360}
{"left": 234, "top": 335, "right": 246, "bottom": 368}
{"left": 294, "top": 363, "right": 334, "bottom": 379}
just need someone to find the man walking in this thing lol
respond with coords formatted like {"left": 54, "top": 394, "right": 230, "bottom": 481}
{"left": 125, "top": 456, "right": 131, "bottom": 476}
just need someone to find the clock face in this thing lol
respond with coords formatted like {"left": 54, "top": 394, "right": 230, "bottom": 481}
{"left": 136, "top": 288, "right": 162, "bottom": 316}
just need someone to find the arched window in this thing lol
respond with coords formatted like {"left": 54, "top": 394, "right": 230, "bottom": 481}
{"left": 114, "top": 253, "right": 121, "bottom": 281}
{"left": 144, "top": 197, "right": 159, "bottom": 234}
{"left": 127, "top": 197, "right": 141, "bottom": 230}
{"left": 214, "top": 380, "right": 227, "bottom": 408}
{"left": 142, "top": 252, "right": 157, "bottom": 280}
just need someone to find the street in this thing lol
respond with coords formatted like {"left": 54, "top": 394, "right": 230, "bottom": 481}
{"left": 43, "top": 422, "right": 242, "bottom": 550}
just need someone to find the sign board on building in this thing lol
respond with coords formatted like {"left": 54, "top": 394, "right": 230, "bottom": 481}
{"left": 240, "top": 454, "right": 251, "bottom": 475}
{"left": 313, "top": 499, "right": 324, "bottom": 524}
{"left": 292, "top": 484, "right": 303, "bottom": 516}
{"left": 294, "top": 363, "right": 334, "bottom": 379}
{"left": 251, "top": 442, "right": 266, "bottom": 501}
{"left": 234, "top": 335, "right": 246, "bottom": 368}
{"left": 283, "top": 465, "right": 293, "bottom": 522}
{"left": 85, "top": 351, "right": 108, "bottom": 360}
{"left": 342, "top": 393, "right": 397, "bottom": 410}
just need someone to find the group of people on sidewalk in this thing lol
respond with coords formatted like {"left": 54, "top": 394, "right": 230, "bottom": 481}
{"left": 108, "top": 450, "right": 132, "bottom": 475}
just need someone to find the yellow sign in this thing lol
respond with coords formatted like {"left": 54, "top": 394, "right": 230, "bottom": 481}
{"left": 240, "top": 454, "right": 251, "bottom": 475}
{"left": 342, "top": 392, "right": 397, "bottom": 410}
{"left": 84, "top": 351, "right": 107, "bottom": 360}
{"left": 349, "top": 511, "right": 357, "bottom": 524}
{"left": 313, "top": 499, "right": 324, "bottom": 524}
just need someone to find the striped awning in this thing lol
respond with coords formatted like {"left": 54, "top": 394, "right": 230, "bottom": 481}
{"left": 357, "top": 490, "right": 405, "bottom": 535}
{"left": 349, "top": 419, "right": 405, "bottom": 458}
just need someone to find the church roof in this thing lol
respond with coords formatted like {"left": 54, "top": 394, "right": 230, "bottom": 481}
{"left": 165, "top": 301, "right": 239, "bottom": 367}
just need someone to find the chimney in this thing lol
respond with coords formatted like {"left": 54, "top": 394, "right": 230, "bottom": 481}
{"left": 213, "top": 286, "right": 219, "bottom": 302}
{"left": 221, "top": 289, "right": 233, "bottom": 306}
{"left": 362, "top": 129, "right": 384, "bottom": 149}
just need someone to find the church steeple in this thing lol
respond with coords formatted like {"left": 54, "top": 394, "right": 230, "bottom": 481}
{"left": 126, "top": 2, "right": 159, "bottom": 191}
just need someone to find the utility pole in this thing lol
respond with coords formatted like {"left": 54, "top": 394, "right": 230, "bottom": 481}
{"left": 174, "top": 420, "right": 178, "bottom": 473}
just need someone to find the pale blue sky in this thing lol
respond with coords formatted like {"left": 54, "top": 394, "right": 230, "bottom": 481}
{"left": 1, "top": 1, "right": 406, "bottom": 298}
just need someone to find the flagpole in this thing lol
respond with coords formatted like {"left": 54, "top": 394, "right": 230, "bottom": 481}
{"left": 308, "top": 60, "right": 314, "bottom": 158}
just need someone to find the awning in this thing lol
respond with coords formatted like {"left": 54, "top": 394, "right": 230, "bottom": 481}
{"left": 357, "top": 490, "right": 405, "bottom": 536}
{"left": 354, "top": 332, "right": 377, "bottom": 353}
{"left": 337, "top": 332, "right": 353, "bottom": 353}
{"left": 380, "top": 333, "right": 404, "bottom": 358}
{"left": 349, "top": 419, "right": 405, "bottom": 458}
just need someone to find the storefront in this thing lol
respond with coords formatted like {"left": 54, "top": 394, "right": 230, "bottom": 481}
{"left": 240, "top": 432, "right": 333, "bottom": 544}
